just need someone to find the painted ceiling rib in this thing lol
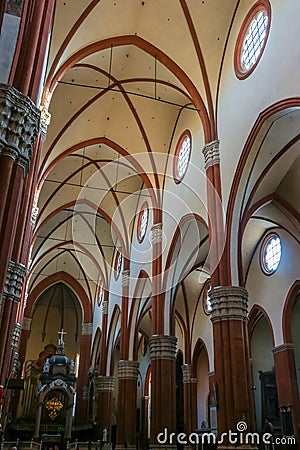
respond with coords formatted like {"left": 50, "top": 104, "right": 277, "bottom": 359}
{"left": 58, "top": 80, "right": 200, "bottom": 111}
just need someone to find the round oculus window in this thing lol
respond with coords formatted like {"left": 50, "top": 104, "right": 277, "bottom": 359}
{"left": 260, "top": 233, "right": 281, "bottom": 275}
{"left": 174, "top": 131, "right": 191, "bottom": 183}
{"left": 137, "top": 203, "right": 149, "bottom": 243}
{"left": 234, "top": 0, "right": 271, "bottom": 79}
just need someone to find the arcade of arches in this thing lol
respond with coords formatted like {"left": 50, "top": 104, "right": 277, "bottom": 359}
{"left": 0, "top": 1, "right": 299, "bottom": 449}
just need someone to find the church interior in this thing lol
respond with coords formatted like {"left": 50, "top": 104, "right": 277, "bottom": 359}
{"left": 0, "top": 0, "right": 299, "bottom": 449}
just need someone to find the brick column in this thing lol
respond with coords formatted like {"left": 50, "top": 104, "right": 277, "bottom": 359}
{"left": 149, "top": 335, "right": 177, "bottom": 450}
{"left": 0, "top": 261, "right": 27, "bottom": 384}
{"left": 273, "top": 343, "right": 300, "bottom": 442}
{"left": 96, "top": 375, "right": 115, "bottom": 441}
{"left": 18, "top": 316, "right": 32, "bottom": 368}
{"left": 116, "top": 360, "right": 139, "bottom": 450}
{"left": 202, "top": 141, "right": 228, "bottom": 286}
{"left": 0, "top": 84, "right": 40, "bottom": 384}
{"left": 182, "top": 364, "right": 197, "bottom": 436}
{"left": 209, "top": 286, "right": 256, "bottom": 450}
{"left": 75, "top": 322, "right": 93, "bottom": 425}
{"left": 151, "top": 222, "right": 164, "bottom": 335}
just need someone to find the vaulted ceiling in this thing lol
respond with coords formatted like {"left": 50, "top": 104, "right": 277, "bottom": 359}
{"left": 27, "top": 0, "right": 299, "bottom": 326}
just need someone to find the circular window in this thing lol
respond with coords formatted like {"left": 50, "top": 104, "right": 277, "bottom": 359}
{"left": 203, "top": 280, "right": 212, "bottom": 315}
{"left": 97, "top": 281, "right": 104, "bottom": 306}
{"left": 174, "top": 130, "right": 191, "bottom": 183}
{"left": 114, "top": 250, "right": 123, "bottom": 280}
{"left": 137, "top": 203, "right": 149, "bottom": 243}
{"left": 260, "top": 233, "right": 282, "bottom": 275}
{"left": 234, "top": 0, "right": 271, "bottom": 79}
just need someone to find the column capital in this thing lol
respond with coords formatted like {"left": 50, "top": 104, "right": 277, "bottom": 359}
{"left": 0, "top": 84, "right": 40, "bottom": 175}
{"left": 95, "top": 375, "right": 115, "bottom": 392}
{"left": 182, "top": 364, "right": 197, "bottom": 383}
{"left": 149, "top": 335, "right": 177, "bottom": 360}
{"left": 11, "top": 322, "right": 22, "bottom": 349}
{"left": 209, "top": 285, "right": 248, "bottom": 323}
{"left": 82, "top": 322, "right": 93, "bottom": 335}
{"left": 39, "top": 105, "right": 51, "bottom": 139}
{"left": 117, "top": 360, "right": 139, "bottom": 380}
{"left": 122, "top": 270, "right": 130, "bottom": 288}
{"left": 202, "top": 140, "right": 220, "bottom": 170}
{"left": 102, "top": 299, "right": 109, "bottom": 315}
{"left": 3, "top": 260, "right": 27, "bottom": 303}
{"left": 22, "top": 316, "right": 32, "bottom": 331}
{"left": 151, "top": 222, "right": 163, "bottom": 245}
{"left": 82, "top": 386, "right": 89, "bottom": 400}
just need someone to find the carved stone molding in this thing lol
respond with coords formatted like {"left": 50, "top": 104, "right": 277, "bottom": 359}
{"left": 117, "top": 360, "right": 139, "bottom": 380}
{"left": 82, "top": 386, "right": 90, "bottom": 400}
{"left": 102, "top": 300, "right": 109, "bottom": 315}
{"left": 202, "top": 140, "right": 220, "bottom": 170}
{"left": 39, "top": 105, "right": 51, "bottom": 138}
{"left": 11, "top": 322, "right": 22, "bottom": 349}
{"left": 209, "top": 286, "right": 248, "bottom": 323}
{"left": 122, "top": 270, "right": 130, "bottom": 288}
{"left": 0, "top": 84, "right": 40, "bottom": 174}
{"left": 151, "top": 222, "right": 163, "bottom": 245}
{"left": 3, "top": 260, "right": 27, "bottom": 303}
{"left": 82, "top": 322, "right": 93, "bottom": 335}
{"left": 95, "top": 375, "right": 115, "bottom": 392}
{"left": 22, "top": 316, "right": 32, "bottom": 331}
{"left": 149, "top": 335, "right": 177, "bottom": 360}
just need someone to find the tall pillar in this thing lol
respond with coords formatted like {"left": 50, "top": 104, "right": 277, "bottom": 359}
{"left": 182, "top": 364, "right": 197, "bottom": 435}
{"left": 151, "top": 222, "right": 164, "bottom": 335}
{"left": 116, "top": 360, "right": 139, "bottom": 450}
{"left": 149, "top": 335, "right": 177, "bottom": 450}
{"left": 202, "top": 141, "right": 228, "bottom": 287}
{"left": 0, "top": 261, "right": 27, "bottom": 384}
{"left": 0, "top": 83, "right": 40, "bottom": 383}
{"left": 75, "top": 322, "right": 93, "bottom": 425}
{"left": 209, "top": 286, "right": 256, "bottom": 450}
{"left": 33, "top": 401, "right": 43, "bottom": 439}
{"left": 99, "top": 299, "right": 109, "bottom": 375}
{"left": 273, "top": 343, "right": 300, "bottom": 441}
{"left": 96, "top": 375, "right": 115, "bottom": 441}
{"left": 18, "top": 317, "right": 32, "bottom": 368}
{"left": 140, "top": 395, "right": 150, "bottom": 450}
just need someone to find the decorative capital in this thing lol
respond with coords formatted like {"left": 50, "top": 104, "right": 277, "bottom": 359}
{"left": 95, "top": 375, "right": 115, "bottom": 392}
{"left": 182, "top": 364, "right": 192, "bottom": 383}
{"left": 209, "top": 286, "right": 248, "bottom": 323}
{"left": 82, "top": 386, "right": 90, "bottom": 400}
{"left": 22, "top": 316, "right": 32, "bottom": 331}
{"left": 3, "top": 260, "right": 27, "bottom": 303}
{"left": 11, "top": 322, "right": 22, "bottom": 349}
{"left": 202, "top": 140, "right": 220, "bottom": 170}
{"left": 82, "top": 322, "right": 93, "bottom": 335}
{"left": 39, "top": 105, "right": 51, "bottom": 139}
{"left": 151, "top": 222, "right": 163, "bottom": 245}
{"left": 149, "top": 335, "right": 177, "bottom": 360}
{"left": 102, "top": 300, "right": 109, "bottom": 315}
{"left": 122, "top": 270, "right": 130, "bottom": 288}
{"left": 0, "top": 84, "right": 40, "bottom": 175}
{"left": 117, "top": 360, "right": 139, "bottom": 380}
